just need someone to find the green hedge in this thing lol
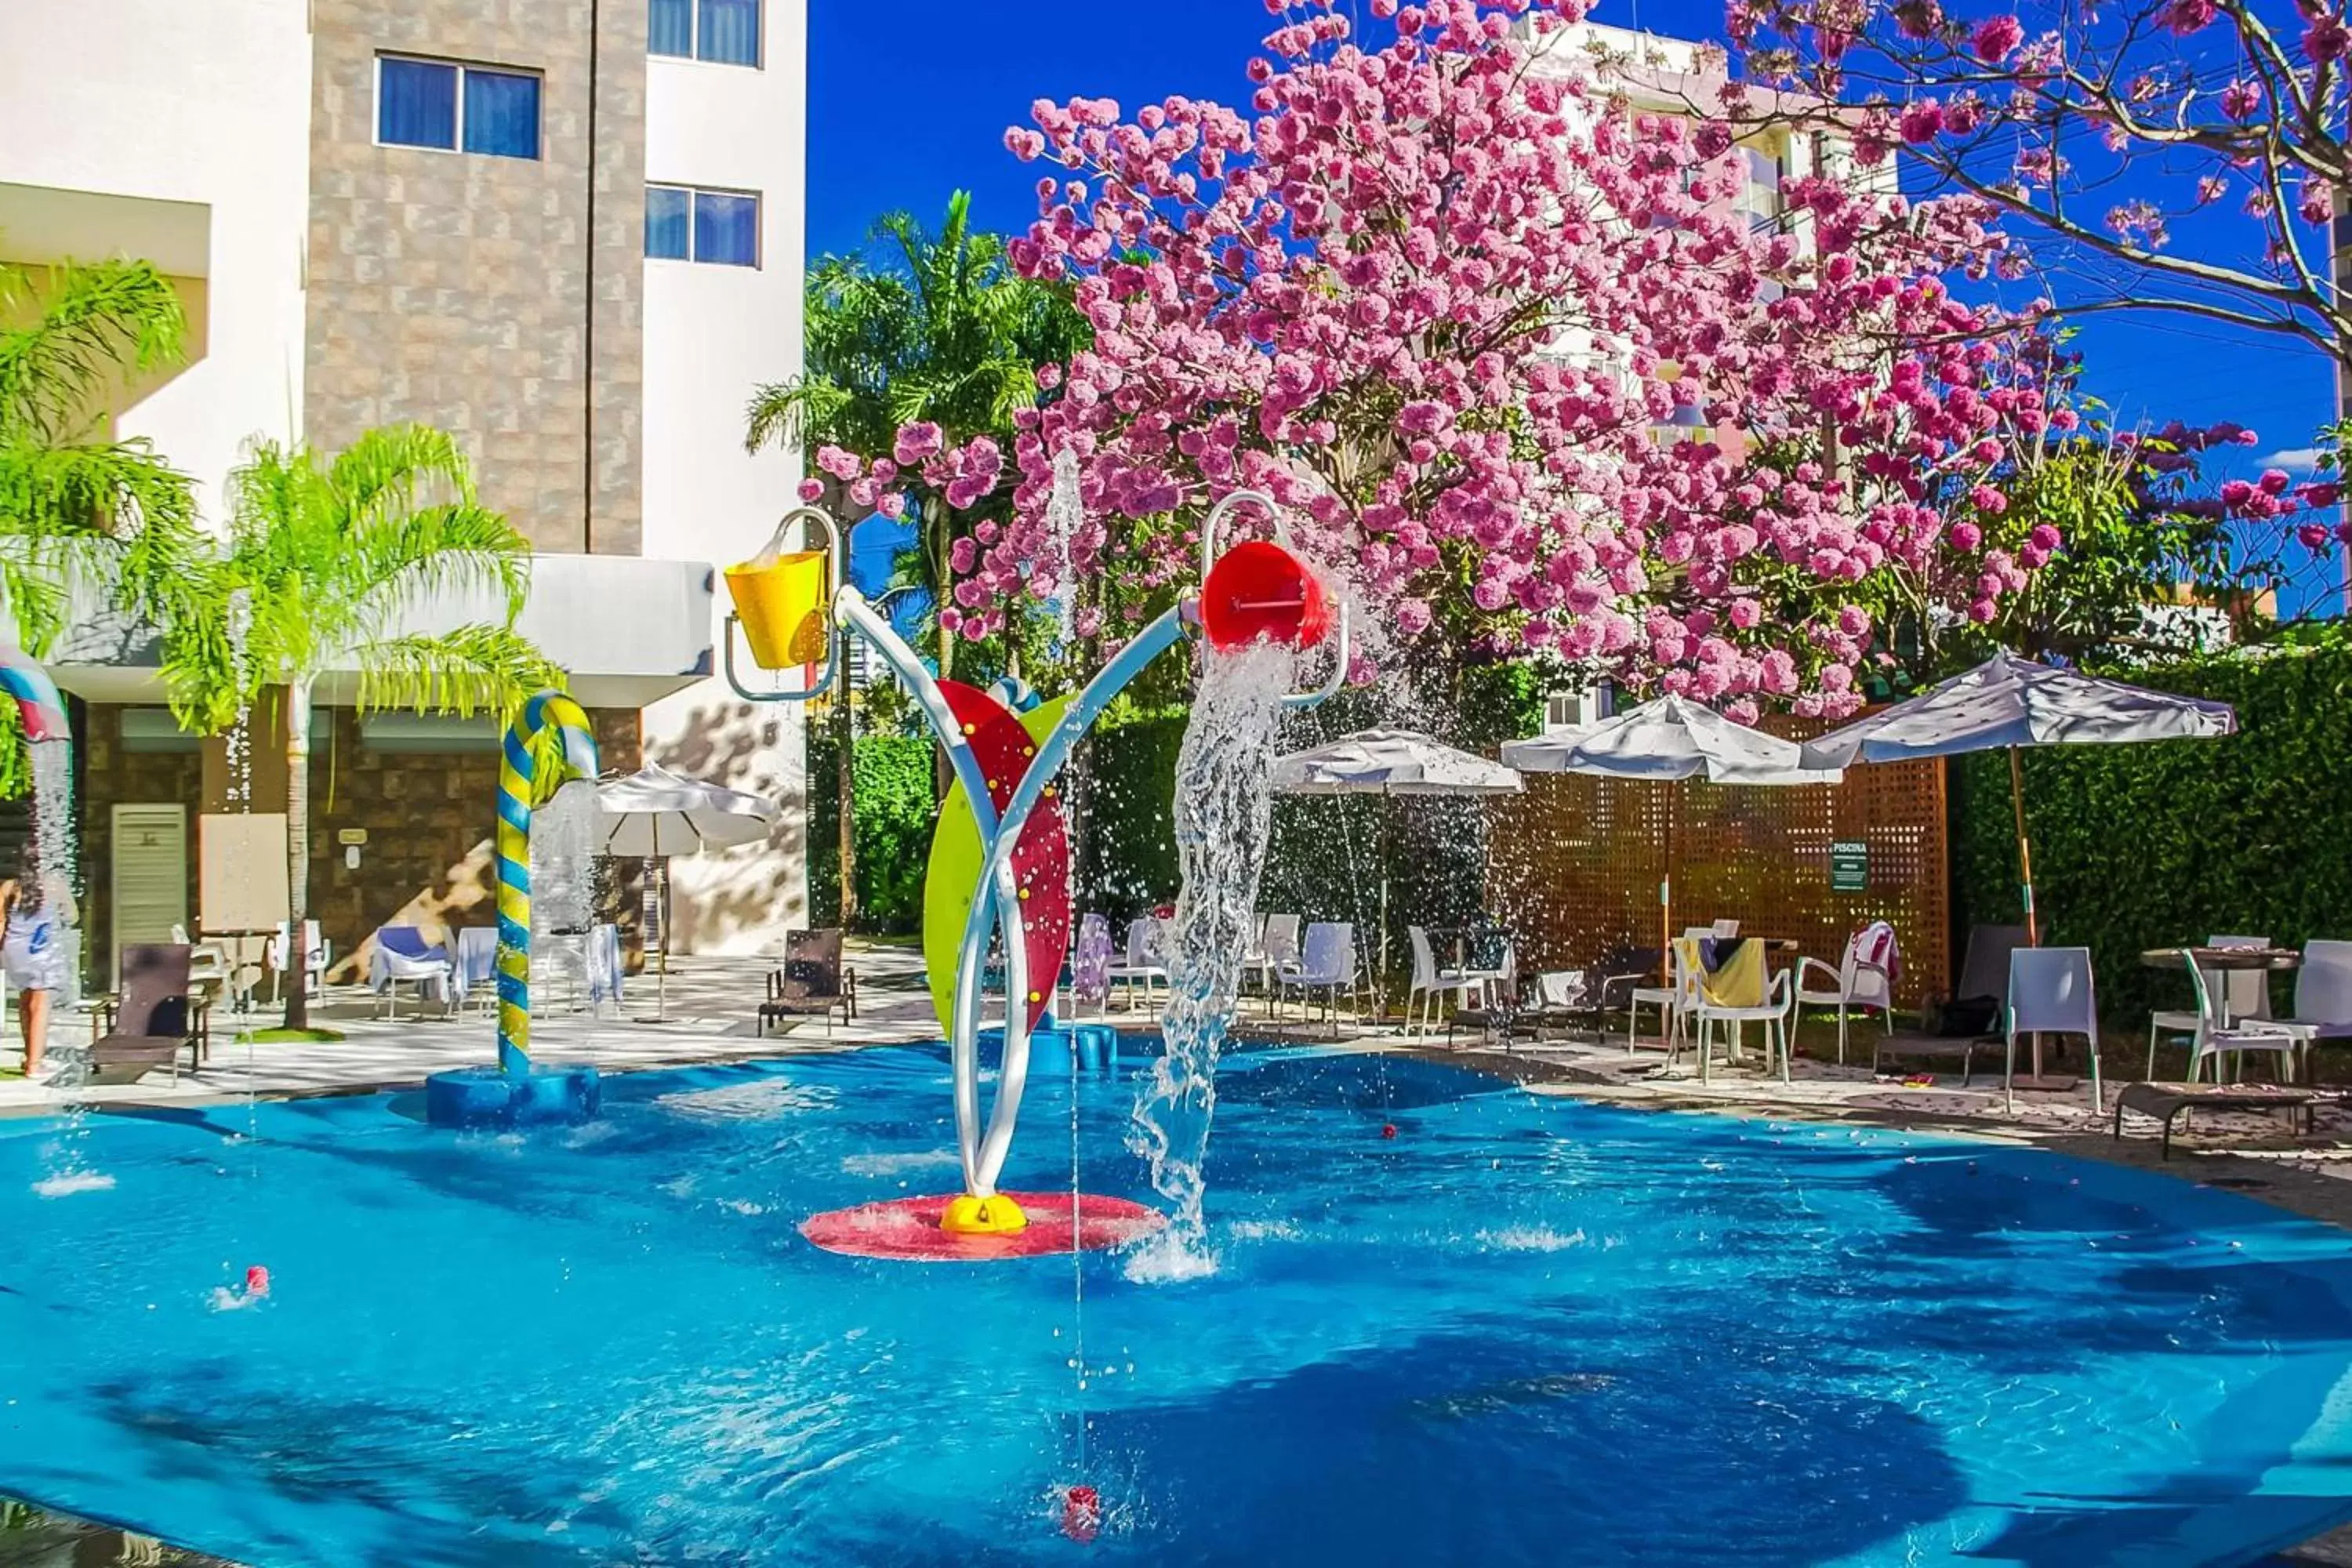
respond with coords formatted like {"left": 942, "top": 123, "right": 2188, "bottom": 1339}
{"left": 1951, "top": 640, "right": 2352, "bottom": 1031}
{"left": 805, "top": 731, "right": 936, "bottom": 934}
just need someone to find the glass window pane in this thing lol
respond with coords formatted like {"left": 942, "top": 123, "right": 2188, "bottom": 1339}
{"left": 649, "top": 0, "right": 693, "bottom": 56}
{"left": 698, "top": 0, "right": 759, "bottom": 64}
{"left": 462, "top": 68, "right": 540, "bottom": 159}
{"left": 379, "top": 58, "right": 457, "bottom": 149}
{"left": 645, "top": 186, "right": 690, "bottom": 260}
{"left": 693, "top": 190, "right": 759, "bottom": 267}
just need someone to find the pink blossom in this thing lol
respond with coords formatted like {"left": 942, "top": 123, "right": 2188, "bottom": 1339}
{"left": 893, "top": 423, "right": 945, "bottom": 467}
{"left": 2221, "top": 80, "right": 2263, "bottom": 119}
{"left": 2308, "top": 17, "right": 2352, "bottom": 61}
{"left": 1898, "top": 100, "right": 1945, "bottom": 143}
{"left": 1950, "top": 521, "right": 1984, "bottom": 550}
{"left": 796, "top": 477, "right": 824, "bottom": 504}
{"left": 1971, "top": 15, "right": 2024, "bottom": 61}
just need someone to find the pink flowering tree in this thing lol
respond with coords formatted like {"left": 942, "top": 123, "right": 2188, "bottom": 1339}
{"left": 822, "top": 0, "right": 2062, "bottom": 717}
{"left": 1726, "top": 0, "right": 2352, "bottom": 365}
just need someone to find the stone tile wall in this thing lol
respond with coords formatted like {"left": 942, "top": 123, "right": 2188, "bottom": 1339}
{"left": 306, "top": 0, "right": 645, "bottom": 554}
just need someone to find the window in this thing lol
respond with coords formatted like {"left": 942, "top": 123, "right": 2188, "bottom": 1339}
{"left": 376, "top": 56, "right": 541, "bottom": 158}
{"left": 649, "top": 0, "right": 760, "bottom": 65}
{"left": 646, "top": 183, "right": 760, "bottom": 267}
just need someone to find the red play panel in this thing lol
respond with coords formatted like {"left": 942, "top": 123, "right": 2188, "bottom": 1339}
{"left": 800, "top": 1191, "right": 1165, "bottom": 1261}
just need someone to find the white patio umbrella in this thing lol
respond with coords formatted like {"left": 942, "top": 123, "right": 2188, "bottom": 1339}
{"left": 1272, "top": 728, "right": 1522, "bottom": 1007}
{"left": 1503, "top": 695, "right": 1842, "bottom": 960}
{"left": 1799, "top": 650, "right": 2236, "bottom": 948}
{"left": 597, "top": 762, "right": 780, "bottom": 1013}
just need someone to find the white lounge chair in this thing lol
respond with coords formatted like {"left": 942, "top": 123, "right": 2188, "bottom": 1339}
{"left": 372, "top": 925, "right": 454, "bottom": 1020}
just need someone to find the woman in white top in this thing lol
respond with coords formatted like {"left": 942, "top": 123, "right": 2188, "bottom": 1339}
{"left": 0, "top": 857, "right": 76, "bottom": 1079}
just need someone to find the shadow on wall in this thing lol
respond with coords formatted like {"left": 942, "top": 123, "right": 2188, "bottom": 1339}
{"left": 646, "top": 695, "right": 807, "bottom": 956}
{"left": 325, "top": 838, "right": 496, "bottom": 985}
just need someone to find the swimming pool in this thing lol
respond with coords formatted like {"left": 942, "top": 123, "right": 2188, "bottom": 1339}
{"left": 2, "top": 1045, "right": 2350, "bottom": 1566}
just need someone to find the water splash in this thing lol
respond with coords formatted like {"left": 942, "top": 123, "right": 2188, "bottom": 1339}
{"left": 223, "top": 588, "right": 255, "bottom": 813}
{"left": 529, "top": 779, "right": 601, "bottom": 1014}
{"left": 1126, "top": 641, "right": 1296, "bottom": 1279}
{"left": 1043, "top": 448, "right": 1082, "bottom": 648}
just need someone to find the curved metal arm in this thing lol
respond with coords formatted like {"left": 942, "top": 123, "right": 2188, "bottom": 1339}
{"left": 1197, "top": 488, "right": 1351, "bottom": 710}
{"left": 1197, "top": 487, "right": 1288, "bottom": 580}
{"left": 1281, "top": 599, "right": 1349, "bottom": 710}
{"left": 720, "top": 506, "right": 846, "bottom": 704}
{"left": 956, "top": 604, "right": 1192, "bottom": 1196}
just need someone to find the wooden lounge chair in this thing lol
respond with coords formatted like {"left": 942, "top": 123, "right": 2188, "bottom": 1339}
{"left": 87, "top": 943, "right": 205, "bottom": 1085}
{"left": 757, "top": 928, "right": 857, "bottom": 1036}
{"left": 2113, "top": 1080, "right": 2318, "bottom": 1160}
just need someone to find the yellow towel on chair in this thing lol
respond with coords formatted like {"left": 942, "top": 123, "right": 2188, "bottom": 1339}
{"left": 1703, "top": 938, "right": 1767, "bottom": 1009}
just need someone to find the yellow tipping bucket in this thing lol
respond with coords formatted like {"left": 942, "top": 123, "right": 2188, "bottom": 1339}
{"left": 724, "top": 547, "right": 832, "bottom": 671}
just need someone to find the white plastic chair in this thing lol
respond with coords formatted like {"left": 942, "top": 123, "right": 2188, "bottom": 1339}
{"left": 1623, "top": 929, "right": 1713, "bottom": 1054}
{"left": 2005, "top": 947, "right": 2101, "bottom": 1113}
{"left": 1796, "top": 927, "right": 1896, "bottom": 1065}
{"left": 1405, "top": 924, "right": 1478, "bottom": 1039}
{"left": 1687, "top": 962, "right": 1796, "bottom": 1084}
{"left": 1279, "top": 921, "right": 1359, "bottom": 1034}
{"left": 372, "top": 925, "right": 454, "bottom": 1020}
{"left": 268, "top": 920, "right": 332, "bottom": 1007}
{"left": 1105, "top": 916, "right": 1170, "bottom": 1011}
{"left": 452, "top": 927, "right": 501, "bottom": 1014}
{"left": 1250, "top": 913, "right": 1302, "bottom": 997}
{"left": 2148, "top": 934, "right": 2270, "bottom": 1073}
{"left": 2273, "top": 939, "right": 2352, "bottom": 1051}
{"left": 2181, "top": 952, "right": 2304, "bottom": 1085}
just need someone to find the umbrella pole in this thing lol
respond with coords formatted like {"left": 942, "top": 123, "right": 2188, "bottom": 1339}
{"left": 1379, "top": 786, "right": 1391, "bottom": 1025}
{"left": 2009, "top": 746, "right": 2039, "bottom": 949}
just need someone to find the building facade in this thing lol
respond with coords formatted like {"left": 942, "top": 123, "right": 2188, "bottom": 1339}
{"left": 0, "top": 0, "right": 810, "bottom": 975}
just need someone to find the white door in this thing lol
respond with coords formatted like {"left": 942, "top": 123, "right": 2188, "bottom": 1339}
{"left": 111, "top": 804, "right": 187, "bottom": 979}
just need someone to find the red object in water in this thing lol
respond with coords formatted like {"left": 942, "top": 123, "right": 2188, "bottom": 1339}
{"left": 1062, "top": 1485, "right": 1102, "bottom": 1544}
{"left": 1381, "top": 1123, "right": 1398, "bottom": 1140}
{"left": 244, "top": 1266, "right": 270, "bottom": 1298}
{"left": 1200, "top": 539, "right": 1334, "bottom": 653}
{"left": 800, "top": 1192, "right": 1166, "bottom": 1261}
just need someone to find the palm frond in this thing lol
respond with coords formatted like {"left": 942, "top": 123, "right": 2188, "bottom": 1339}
{"left": 348, "top": 626, "right": 567, "bottom": 718}
{"left": 0, "top": 258, "right": 186, "bottom": 445}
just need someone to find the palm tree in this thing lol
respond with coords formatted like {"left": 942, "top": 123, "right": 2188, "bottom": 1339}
{"left": 746, "top": 193, "right": 1087, "bottom": 909}
{"left": 746, "top": 191, "right": 1088, "bottom": 686}
{"left": 0, "top": 255, "right": 204, "bottom": 787}
{"left": 163, "top": 424, "right": 564, "bottom": 1030}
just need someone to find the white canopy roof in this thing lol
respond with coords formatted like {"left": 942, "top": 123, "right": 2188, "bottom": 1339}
{"left": 1799, "top": 650, "right": 2238, "bottom": 770}
{"left": 1271, "top": 728, "right": 1523, "bottom": 796}
{"left": 597, "top": 761, "right": 779, "bottom": 857}
{"left": 1503, "top": 695, "right": 1841, "bottom": 786}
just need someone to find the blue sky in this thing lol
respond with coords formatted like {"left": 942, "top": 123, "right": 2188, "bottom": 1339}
{"left": 806, "top": 0, "right": 2343, "bottom": 615}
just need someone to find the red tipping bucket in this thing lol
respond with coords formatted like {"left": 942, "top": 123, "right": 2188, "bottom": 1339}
{"left": 1199, "top": 540, "right": 1334, "bottom": 653}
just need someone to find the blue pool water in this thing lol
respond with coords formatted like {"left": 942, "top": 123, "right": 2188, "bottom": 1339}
{"left": 4, "top": 1047, "right": 2352, "bottom": 1566}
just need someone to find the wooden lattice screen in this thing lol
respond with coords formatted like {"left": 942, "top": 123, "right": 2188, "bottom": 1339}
{"left": 1486, "top": 738, "right": 1949, "bottom": 1010}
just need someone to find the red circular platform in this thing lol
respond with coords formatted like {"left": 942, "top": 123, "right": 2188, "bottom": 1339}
{"left": 800, "top": 1191, "right": 1166, "bottom": 1261}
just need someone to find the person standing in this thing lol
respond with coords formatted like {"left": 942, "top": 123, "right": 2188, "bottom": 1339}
{"left": 1, "top": 855, "right": 75, "bottom": 1079}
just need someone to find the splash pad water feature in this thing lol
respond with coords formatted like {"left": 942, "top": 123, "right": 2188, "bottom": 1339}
{"left": 722, "top": 493, "right": 1348, "bottom": 1258}
{"left": 423, "top": 691, "right": 604, "bottom": 1128}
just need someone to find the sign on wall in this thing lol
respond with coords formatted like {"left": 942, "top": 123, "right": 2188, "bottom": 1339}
{"left": 1829, "top": 840, "right": 1869, "bottom": 893}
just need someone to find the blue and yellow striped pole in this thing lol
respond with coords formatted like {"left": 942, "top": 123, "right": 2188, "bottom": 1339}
{"left": 496, "top": 691, "right": 600, "bottom": 1078}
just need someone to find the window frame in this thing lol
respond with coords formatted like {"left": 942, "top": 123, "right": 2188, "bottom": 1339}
{"left": 645, "top": 181, "right": 763, "bottom": 269}
{"left": 373, "top": 53, "right": 546, "bottom": 160}
{"left": 647, "top": 0, "right": 764, "bottom": 69}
